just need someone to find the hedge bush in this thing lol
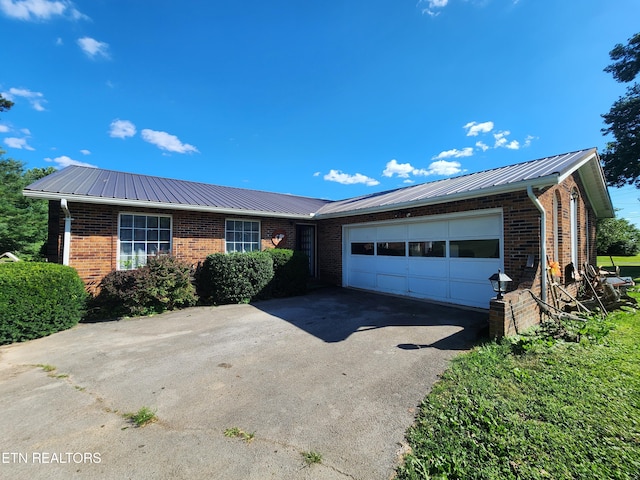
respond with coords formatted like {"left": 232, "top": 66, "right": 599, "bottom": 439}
{"left": 197, "top": 251, "right": 274, "bottom": 305}
{"left": 0, "top": 262, "right": 87, "bottom": 345}
{"left": 265, "top": 248, "right": 309, "bottom": 297}
{"left": 90, "top": 255, "right": 197, "bottom": 318}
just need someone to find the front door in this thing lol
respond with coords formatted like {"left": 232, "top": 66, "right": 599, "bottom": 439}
{"left": 296, "top": 224, "right": 316, "bottom": 277}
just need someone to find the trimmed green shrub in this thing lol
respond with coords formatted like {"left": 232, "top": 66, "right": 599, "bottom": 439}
{"left": 0, "top": 262, "right": 87, "bottom": 344}
{"left": 196, "top": 251, "right": 274, "bottom": 305}
{"left": 265, "top": 248, "right": 309, "bottom": 297}
{"left": 90, "top": 255, "right": 197, "bottom": 318}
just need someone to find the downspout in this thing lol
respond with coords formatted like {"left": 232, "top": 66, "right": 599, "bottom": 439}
{"left": 526, "top": 186, "right": 547, "bottom": 302}
{"left": 60, "top": 199, "right": 72, "bottom": 266}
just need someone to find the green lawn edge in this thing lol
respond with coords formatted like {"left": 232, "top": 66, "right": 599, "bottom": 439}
{"left": 397, "top": 290, "right": 640, "bottom": 480}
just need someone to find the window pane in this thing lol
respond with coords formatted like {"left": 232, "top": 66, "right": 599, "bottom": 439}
{"left": 118, "top": 214, "right": 171, "bottom": 270}
{"left": 409, "top": 241, "right": 446, "bottom": 257}
{"left": 351, "top": 242, "right": 374, "bottom": 255}
{"left": 134, "top": 216, "right": 146, "bottom": 228}
{"left": 450, "top": 239, "right": 499, "bottom": 258}
{"left": 120, "top": 215, "right": 133, "bottom": 228}
{"left": 225, "top": 220, "right": 259, "bottom": 252}
{"left": 377, "top": 242, "right": 406, "bottom": 256}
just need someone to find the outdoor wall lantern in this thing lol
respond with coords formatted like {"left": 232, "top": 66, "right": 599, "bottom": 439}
{"left": 489, "top": 269, "right": 512, "bottom": 300}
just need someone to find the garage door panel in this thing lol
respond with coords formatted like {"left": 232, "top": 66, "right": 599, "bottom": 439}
{"left": 349, "top": 227, "right": 377, "bottom": 241}
{"left": 377, "top": 274, "right": 406, "bottom": 293}
{"left": 376, "top": 257, "right": 407, "bottom": 274}
{"left": 449, "top": 260, "right": 500, "bottom": 282}
{"left": 408, "top": 220, "right": 447, "bottom": 239}
{"left": 449, "top": 215, "right": 501, "bottom": 237}
{"left": 350, "top": 271, "right": 376, "bottom": 289}
{"left": 408, "top": 277, "right": 448, "bottom": 299}
{"left": 350, "top": 255, "right": 376, "bottom": 271}
{"left": 377, "top": 224, "right": 406, "bottom": 240}
{"left": 344, "top": 212, "right": 502, "bottom": 309}
{"left": 408, "top": 258, "right": 448, "bottom": 277}
{"left": 449, "top": 280, "right": 496, "bottom": 308}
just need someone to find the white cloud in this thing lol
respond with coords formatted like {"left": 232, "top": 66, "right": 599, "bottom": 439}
{"left": 80, "top": 149, "right": 90, "bottom": 155}
{"left": 109, "top": 119, "right": 136, "bottom": 139}
{"left": 141, "top": 129, "right": 199, "bottom": 154}
{"left": 523, "top": 135, "right": 535, "bottom": 147}
{"left": 0, "top": 124, "right": 9, "bottom": 133}
{"left": 323, "top": 169, "right": 380, "bottom": 186}
{"left": 426, "top": 160, "right": 463, "bottom": 176}
{"left": 77, "top": 37, "right": 110, "bottom": 59}
{"left": 464, "top": 121, "right": 494, "bottom": 137}
{"left": 2, "top": 87, "right": 46, "bottom": 111}
{"left": 313, "top": 171, "right": 321, "bottom": 177}
{"left": 476, "top": 141, "right": 490, "bottom": 152}
{"left": 432, "top": 147, "right": 474, "bottom": 160}
{"left": 4, "top": 136, "right": 34, "bottom": 150}
{"left": 0, "top": 0, "right": 87, "bottom": 21}
{"left": 383, "top": 159, "right": 415, "bottom": 178}
{"left": 418, "top": 0, "right": 448, "bottom": 16}
{"left": 45, "top": 155, "right": 96, "bottom": 168}
{"left": 493, "top": 130, "right": 520, "bottom": 150}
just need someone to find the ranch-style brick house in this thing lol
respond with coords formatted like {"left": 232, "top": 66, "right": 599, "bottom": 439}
{"left": 23, "top": 147, "right": 614, "bottom": 337}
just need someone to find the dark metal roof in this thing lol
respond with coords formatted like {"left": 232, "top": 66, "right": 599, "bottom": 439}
{"left": 24, "top": 166, "right": 332, "bottom": 217}
{"left": 23, "top": 147, "right": 614, "bottom": 219}
{"left": 314, "top": 148, "right": 613, "bottom": 217}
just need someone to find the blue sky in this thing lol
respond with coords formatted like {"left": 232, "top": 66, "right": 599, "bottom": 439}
{"left": 1, "top": 0, "right": 639, "bottom": 225}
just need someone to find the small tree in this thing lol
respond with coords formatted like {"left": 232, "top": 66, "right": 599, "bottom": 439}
{"left": 596, "top": 216, "right": 640, "bottom": 255}
{"left": 0, "top": 93, "right": 13, "bottom": 113}
{"left": 601, "top": 32, "right": 640, "bottom": 188}
{"left": 0, "top": 156, "right": 56, "bottom": 259}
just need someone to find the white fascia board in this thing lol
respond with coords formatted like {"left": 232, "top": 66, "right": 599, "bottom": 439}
{"left": 22, "top": 191, "right": 316, "bottom": 220}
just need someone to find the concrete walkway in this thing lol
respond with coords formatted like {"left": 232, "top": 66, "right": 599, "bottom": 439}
{"left": 0, "top": 288, "right": 487, "bottom": 480}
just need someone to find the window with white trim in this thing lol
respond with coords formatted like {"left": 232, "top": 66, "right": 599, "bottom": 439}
{"left": 118, "top": 213, "right": 171, "bottom": 270}
{"left": 225, "top": 220, "right": 260, "bottom": 252}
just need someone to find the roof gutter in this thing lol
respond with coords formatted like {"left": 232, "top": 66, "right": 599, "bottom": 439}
{"left": 527, "top": 185, "right": 547, "bottom": 302}
{"left": 60, "top": 198, "right": 72, "bottom": 266}
{"left": 22, "top": 191, "right": 319, "bottom": 220}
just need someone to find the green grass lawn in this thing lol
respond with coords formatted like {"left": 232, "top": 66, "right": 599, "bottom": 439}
{"left": 597, "top": 255, "right": 640, "bottom": 279}
{"left": 597, "top": 254, "right": 640, "bottom": 266}
{"left": 397, "top": 291, "right": 640, "bottom": 479}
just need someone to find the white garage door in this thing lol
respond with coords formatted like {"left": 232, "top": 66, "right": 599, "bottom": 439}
{"left": 343, "top": 211, "right": 503, "bottom": 308}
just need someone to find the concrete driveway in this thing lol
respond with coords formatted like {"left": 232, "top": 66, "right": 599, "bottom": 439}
{"left": 0, "top": 287, "right": 487, "bottom": 480}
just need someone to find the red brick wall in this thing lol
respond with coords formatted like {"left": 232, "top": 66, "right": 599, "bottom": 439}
{"left": 52, "top": 203, "right": 300, "bottom": 292}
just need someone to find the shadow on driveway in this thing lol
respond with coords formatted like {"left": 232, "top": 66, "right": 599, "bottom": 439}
{"left": 252, "top": 286, "right": 488, "bottom": 347}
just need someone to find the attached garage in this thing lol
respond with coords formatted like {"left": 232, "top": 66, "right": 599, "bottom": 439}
{"left": 342, "top": 209, "right": 503, "bottom": 308}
